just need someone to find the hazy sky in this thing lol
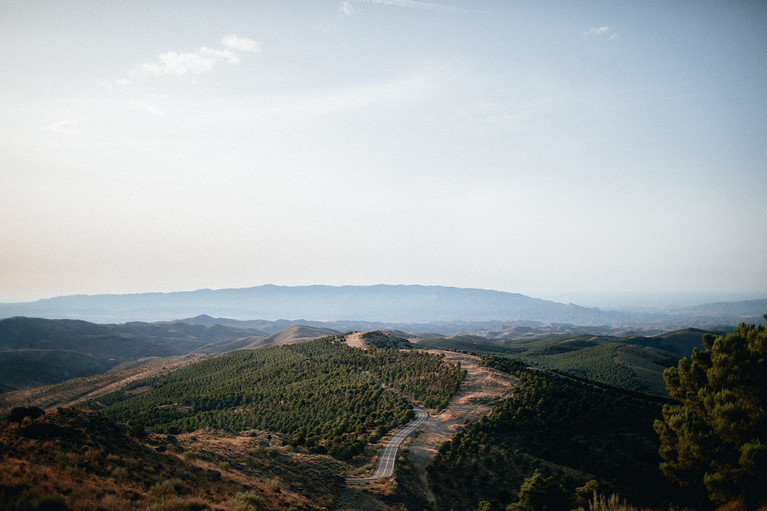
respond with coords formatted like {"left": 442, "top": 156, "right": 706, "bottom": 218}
{"left": 1, "top": 0, "right": 765, "bottom": 305}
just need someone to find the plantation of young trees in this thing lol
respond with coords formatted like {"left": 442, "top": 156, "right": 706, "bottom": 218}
{"left": 416, "top": 336, "right": 642, "bottom": 391}
{"left": 427, "top": 355, "right": 674, "bottom": 510}
{"left": 84, "top": 335, "right": 464, "bottom": 460}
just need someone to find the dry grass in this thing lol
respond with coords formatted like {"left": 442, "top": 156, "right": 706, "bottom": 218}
{"left": 587, "top": 493, "right": 645, "bottom": 511}
{"left": 0, "top": 408, "right": 345, "bottom": 510}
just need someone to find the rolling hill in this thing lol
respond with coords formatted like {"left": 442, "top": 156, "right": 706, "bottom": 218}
{"left": 0, "top": 317, "right": 263, "bottom": 391}
{"left": 187, "top": 324, "right": 342, "bottom": 354}
{"left": 414, "top": 327, "right": 714, "bottom": 395}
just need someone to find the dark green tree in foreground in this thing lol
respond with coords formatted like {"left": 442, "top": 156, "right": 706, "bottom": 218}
{"left": 506, "top": 470, "right": 570, "bottom": 511}
{"left": 654, "top": 318, "right": 767, "bottom": 509}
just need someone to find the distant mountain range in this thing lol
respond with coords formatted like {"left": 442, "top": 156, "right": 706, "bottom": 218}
{"left": 1, "top": 284, "right": 764, "bottom": 326}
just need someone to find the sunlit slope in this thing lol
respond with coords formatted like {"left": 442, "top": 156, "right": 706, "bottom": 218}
{"left": 84, "top": 336, "right": 464, "bottom": 459}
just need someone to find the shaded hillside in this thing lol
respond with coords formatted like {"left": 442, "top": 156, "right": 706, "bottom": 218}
{"left": 0, "top": 317, "right": 175, "bottom": 358}
{"left": 427, "top": 355, "right": 681, "bottom": 510}
{"left": 0, "top": 350, "right": 119, "bottom": 393}
{"left": 0, "top": 317, "right": 265, "bottom": 355}
{"left": 625, "top": 327, "right": 711, "bottom": 355}
{"left": 0, "top": 317, "right": 264, "bottom": 391}
{"left": 0, "top": 356, "right": 198, "bottom": 418}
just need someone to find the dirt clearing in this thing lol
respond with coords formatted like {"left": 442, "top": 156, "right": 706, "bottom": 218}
{"left": 403, "top": 350, "right": 519, "bottom": 506}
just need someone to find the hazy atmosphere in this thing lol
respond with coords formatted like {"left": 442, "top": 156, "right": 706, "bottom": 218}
{"left": 1, "top": 0, "right": 765, "bottom": 306}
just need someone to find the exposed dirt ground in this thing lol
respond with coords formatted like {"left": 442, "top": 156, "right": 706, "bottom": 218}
{"left": 404, "top": 350, "right": 520, "bottom": 507}
{"left": 343, "top": 331, "right": 367, "bottom": 349}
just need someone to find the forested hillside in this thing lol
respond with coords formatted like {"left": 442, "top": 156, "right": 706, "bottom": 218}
{"left": 427, "top": 355, "right": 680, "bottom": 510}
{"left": 85, "top": 336, "right": 464, "bottom": 460}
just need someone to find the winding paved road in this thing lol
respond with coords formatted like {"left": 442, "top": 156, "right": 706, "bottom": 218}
{"left": 346, "top": 405, "right": 428, "bottom": 483}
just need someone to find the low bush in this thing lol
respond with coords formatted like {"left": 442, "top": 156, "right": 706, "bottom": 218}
{"left": 233, "top": 492, "right": 264, "bottom": 511}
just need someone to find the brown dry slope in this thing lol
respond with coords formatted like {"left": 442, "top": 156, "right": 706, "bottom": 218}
{"left": 404, "top": 351, "right": 519, "bottom": 506}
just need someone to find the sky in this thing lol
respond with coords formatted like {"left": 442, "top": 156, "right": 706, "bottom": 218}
{"left": 1, "top": 0, "right": 765, "bottom": 307}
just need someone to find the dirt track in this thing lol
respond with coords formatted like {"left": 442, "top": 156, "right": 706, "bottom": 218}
{"left": 404, "top": 350, "right": 519, "bottom": 506}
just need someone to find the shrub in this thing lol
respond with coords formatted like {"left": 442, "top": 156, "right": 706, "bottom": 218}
{"left": 64, "top": 465, "right": 86, "bottom": 480}
{"left": 588, "top": 493, "right": 639, "bottom": 511}
{"left": 21, "top": 493, "right": 67, "bottom": 511}
{"left": 111, "top": 466, "right": 129, "bottom": 480}
{"left": 99, "top": 494, "right": 124, "bottom": 511}
{"left": 264, "top": 477, "right": 280, "bottom": 491}
{"left": 7, "top": 407, "right": 45, "bottom": 423}
{"left": 83, "top": 447, "right": 102, "bottom": 464}
{"left": 149, "top": 497, "right": 202, "bottom": 511}
{"left": 150, "top": 478, "right": 183, "bottom": 500}
{"left": 233, "top": 492, "right": 264, "bottom": 511}
{"left": 53, "top": 451, "right": 79, "bottom": 468}
{"left": 128, "top": 423, "right": 146, "bottom": 438}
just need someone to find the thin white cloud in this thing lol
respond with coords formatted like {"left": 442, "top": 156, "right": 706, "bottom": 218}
{"left": 221, "top": 34, "right": 260, "bottom": 53}
{"left": 137, "top": 51, "right": 216, "bottom": 76}
{"left": 352, "top": 0, "right": 459, "bottom": 13}
{"left": 584, "top": 26, "right": 619, "bottom": 39}
{"left": 44, "top": 119, "right": 79, "bottom": 134}
{"left": 133, "top": 35, "right": 260, "bottom": 77}
{"left": 201, "top": 47, "right": 240, "bottom": 64}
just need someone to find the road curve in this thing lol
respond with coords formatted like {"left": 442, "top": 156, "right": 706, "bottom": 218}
{"left": 346, "top": 405, "right": 428, "bottom": 483}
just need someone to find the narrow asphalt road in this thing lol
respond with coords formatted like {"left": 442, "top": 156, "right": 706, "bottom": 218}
{"left": 346, "top": 405, "right": 428, "bottom": 483}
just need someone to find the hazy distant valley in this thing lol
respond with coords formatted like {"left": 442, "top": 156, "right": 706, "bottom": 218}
{"left": 3, "top": 284, "right": 765, "bottom": 326}
{"left": 1, "top": 285, "right": 763, "bottom": 394}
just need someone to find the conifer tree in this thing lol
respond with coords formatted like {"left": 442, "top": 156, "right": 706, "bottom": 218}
{"left": 654, "top": 318, "right": 767, "bottom": 509}
{"left": 506, "top": 470, "right": 570, "bottom": 511}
